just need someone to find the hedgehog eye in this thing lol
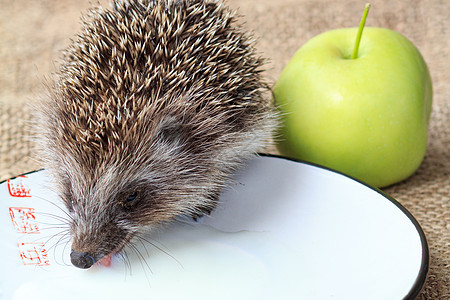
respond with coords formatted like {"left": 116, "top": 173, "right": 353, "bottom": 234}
{"left": 125, "top": 192, "right": 139, "bottom": 203}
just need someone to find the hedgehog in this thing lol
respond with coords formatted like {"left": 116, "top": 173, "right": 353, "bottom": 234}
{"left": 35, "top": 0, "right": 278, "bottom": 269}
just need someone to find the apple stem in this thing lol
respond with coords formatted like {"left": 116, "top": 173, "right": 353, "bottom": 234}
{"left": 351, "top": 3, "right": 371, "bottom": 59}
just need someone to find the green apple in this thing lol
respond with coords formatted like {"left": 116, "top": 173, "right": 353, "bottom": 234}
{"left": 274, "top": 4, "right": 432, "bottom": 187}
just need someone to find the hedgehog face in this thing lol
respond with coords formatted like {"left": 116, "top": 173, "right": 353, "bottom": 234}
{"left": 64, "top": 172, "right": 167, "bottom": 268}
{"left": 64, "top": 180, "right": 141, "bottom": 269}
{"left": 61, "top": 138, "right": 217, "bottom": 269}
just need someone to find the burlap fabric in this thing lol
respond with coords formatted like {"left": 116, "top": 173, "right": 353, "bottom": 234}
{"left": 0, "top": 0, "right": 448, "bottom": 298}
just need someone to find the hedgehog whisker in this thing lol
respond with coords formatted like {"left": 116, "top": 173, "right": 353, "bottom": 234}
{"left": 50, "top": 232, "right": 72, "bottom": 267}
{"left": 32, "top": 194, "right": 73, "bottom": 223}
{"left": 34, "top": 212, "right": 71, "bottom": 226}
{"left": 129, "top": 241, "right": 153, "bottom": 275}
{"left": 60, "top": 232, "right": 73, "bottom": 267}
{"left": 136, "top": 236, "right": 151, "bottom": 258}
{"left": 26, "top": 228, "right": 69, "bottom": 246}
{"left": 127, "top": 242, "right": 152, "bottom": 286}
{"left": 118, "top": 250, "right": 133, "bottom": 278}
{"left": 134, "top": 234, "right": 183, "bottom": 269}
{"left": 34, "top": 225, "right": 69, "bottom": 232}
{"left": 42, "top": 230, "right": 71, "bottom": 254}
{"left": 28, "top": 229, "right": 72, "bottom": 268}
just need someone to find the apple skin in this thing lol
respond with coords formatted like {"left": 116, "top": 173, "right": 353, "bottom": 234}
{"left": 274, "top": 27, "right": 432, "bottom": 188}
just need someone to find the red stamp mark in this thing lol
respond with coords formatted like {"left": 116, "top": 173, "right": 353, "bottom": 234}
{"left": 7, "top": 175, "right": 31, "bottom": 197}
{"left": 9, "top": 207, "right": 40, "bottom": 233}
{"left": 17, "top": 242, "right": 50, "bottom": 266}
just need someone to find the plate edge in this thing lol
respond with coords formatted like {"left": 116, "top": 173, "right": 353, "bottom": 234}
{"left": 257, "top": 153, "right": 429, "bottom": 299}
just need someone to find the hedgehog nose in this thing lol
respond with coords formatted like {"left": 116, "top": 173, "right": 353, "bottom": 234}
{"left": 70, "top": 249, "right": 96, "bottom": 269}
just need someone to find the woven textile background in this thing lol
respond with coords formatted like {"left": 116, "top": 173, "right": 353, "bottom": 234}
{"left": 0, "top": 0, "right": 448, "bottom": 298}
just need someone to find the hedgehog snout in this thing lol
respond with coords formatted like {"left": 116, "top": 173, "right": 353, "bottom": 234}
{"left": 70, "top": 249, "right": 97, "bottom": 269}
{"left": 69, "top": 215, "right": 129, "bottom": 268}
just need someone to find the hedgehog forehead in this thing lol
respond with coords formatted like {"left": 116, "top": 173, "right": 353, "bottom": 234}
{"left": 66, "top": 160, "right": 140, "bottom": 202}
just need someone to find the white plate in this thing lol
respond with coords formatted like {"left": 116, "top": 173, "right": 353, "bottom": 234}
{"left": 0, "top": 155, "right": 427, "bottom": 300}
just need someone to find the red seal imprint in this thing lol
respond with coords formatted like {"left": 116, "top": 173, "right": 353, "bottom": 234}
{"left": 9, "top": 207, "right": 40, "bottom": 233}
{"left": 17, "top": 242, "right": 50, "bottom": 266}
{"left": 7, "top": 175, "right": 31, "bottom": 198}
